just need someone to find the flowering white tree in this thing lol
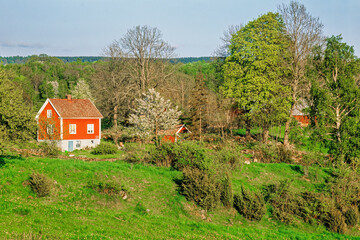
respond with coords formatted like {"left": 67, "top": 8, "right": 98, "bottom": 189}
{"left": 129, "top": 88, "right": 182, "bottom": 144}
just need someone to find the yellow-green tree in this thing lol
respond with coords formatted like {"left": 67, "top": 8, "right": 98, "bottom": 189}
{"left": 222, "top": 12, "right": 291, "bottom": 142}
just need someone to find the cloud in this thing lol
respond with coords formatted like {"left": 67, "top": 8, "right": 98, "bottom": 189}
{"left": 0, "top": 41, "right": 46, "bottom": 49}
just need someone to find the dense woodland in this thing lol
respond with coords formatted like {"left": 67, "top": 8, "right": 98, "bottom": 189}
{"left": 2, "top": 1, "right": 360, "bottom": 238}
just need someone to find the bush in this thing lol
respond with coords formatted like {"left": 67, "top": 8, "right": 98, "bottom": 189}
{"left": 91, "top": 141, "right": 118, "bottom": 155}
{"left": 220, "top": 173, "right": 233, "bottom": 208}
{"left": 345, "top": 208, "right": 358, "bottom": 227}
{"left": 254, "top": 142, "right": 293, "bottom": 164}
{"left": 263, "top": 180, "right": 298, "bottom": 224}
{"left": 323, "top": 209, "right": 347, "bottom": 234}
{"left": 39, "top": 141, "right": 59, "bottom": 157}
{"left": 233, "top": 186, "right": 266, "bottom": 221}
{"left": 180, "top": 167, "right": 221, "bottom": 210}
{"left": 87, "top": 180, "right": 125, "bottom": 196}
{"left": 29, "top": 172, "right": 53, "bottom": 197}
{"left": 152, "top": 141, "right": 214, "bottom": 171}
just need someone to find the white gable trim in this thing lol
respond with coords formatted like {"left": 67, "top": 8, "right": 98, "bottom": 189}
{"left": 35, "top": 99, "right": 62, "bottom": 120}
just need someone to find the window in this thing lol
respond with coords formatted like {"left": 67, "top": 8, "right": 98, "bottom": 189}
{"left": 76, "top": 141, "right": 81, "bottom": 148}
{"left": 47, "top": 124, "right": 54, "bottom": 135}
{"left": 87, "top": 124, "right": 94, "bottom": 134}
{"left": 47, "top": 110, "right": 52, "bottom": 118}
{"left": 69, "top": 124, "right": 76, "bottom": 134}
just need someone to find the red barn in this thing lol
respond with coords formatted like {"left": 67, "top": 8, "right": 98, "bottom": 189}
{"left": 36, "top": 95, "right": 103, "bottom": 152}
{"left": 292, "top": 102, "right": 310, "bottom": 127}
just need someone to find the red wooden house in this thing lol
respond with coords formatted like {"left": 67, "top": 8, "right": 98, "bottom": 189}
{"left": 160, "top": 124, "right": 191, "bottom": 143}
{"left": 36, "top": 95, "right": 103, "bottom": 152}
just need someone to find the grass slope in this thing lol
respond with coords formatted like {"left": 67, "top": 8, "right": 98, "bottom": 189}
{"left": 0, "top": 155, "right": 356, "bottom": 239}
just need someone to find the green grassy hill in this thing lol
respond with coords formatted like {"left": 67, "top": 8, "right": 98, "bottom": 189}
{"left": 0, "top": 152, "right": 356, "bottom": 239}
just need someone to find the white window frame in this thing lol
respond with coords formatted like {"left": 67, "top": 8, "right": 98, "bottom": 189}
{"left": 87, "top": 124, "right": 94, "bottom": 134}
{"left": 47, "top": 110, "right": 52, "bottom": 118}
{"left": 69, "top": 124, "right": 76, "bottom": 134}
{"left": 47, "top": 124, "right": 54, "bottom": 135}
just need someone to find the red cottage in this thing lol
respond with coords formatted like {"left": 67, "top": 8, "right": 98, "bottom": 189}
{"left": 36, "top": 95, "right": 103, "bottom": 152}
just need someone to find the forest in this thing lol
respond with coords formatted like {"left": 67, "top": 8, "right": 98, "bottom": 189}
{"left": 1, "top": 1, "right": 360, "bottom": 239}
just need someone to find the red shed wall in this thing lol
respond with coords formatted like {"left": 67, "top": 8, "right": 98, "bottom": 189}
{"left": 38, "top": 102, "right": 61, "bottom": 140}
{"left": 63, "top": 119, "right": 100, "bottom": 140}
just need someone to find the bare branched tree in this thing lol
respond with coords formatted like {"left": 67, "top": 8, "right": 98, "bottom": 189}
{"left": 120, "top": 25, "right": 176, "bottom": 91}
{"left": 278, "top": 1, "right": 324, "bottom": 147}
{"left": 92, "top": 41, "right": 137, "bottom": 129}
{"left": 214, "top": 24, "right": 243, "bottom": 57}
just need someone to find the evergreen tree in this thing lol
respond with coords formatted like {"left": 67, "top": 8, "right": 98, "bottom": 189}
{"left": 190, "top": 73, "right": 208, "bottom": 141}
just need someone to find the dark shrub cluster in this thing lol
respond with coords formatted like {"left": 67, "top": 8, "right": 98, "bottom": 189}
{"left": 91, "top": 142, "right": 118, "bottom": 155}
{"left": 29, "top": 172, "right": 53, "bottom": 197}
{"left": 233, "top": 186, "right": 266, "bottom": 221}
{"left": 180, "top": 167, "right": 221, "bottom": 210}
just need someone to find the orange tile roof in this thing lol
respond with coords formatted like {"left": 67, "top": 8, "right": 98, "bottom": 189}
{"left": 50, "top": 99, "right": 103, "bottom": 118}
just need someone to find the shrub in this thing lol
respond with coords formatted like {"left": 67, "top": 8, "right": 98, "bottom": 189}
{"left": 264, "top": 180, "right": 298, "bottom": 224}
{"left": 87, "top": 180, "right": 127, "bottom": 196}
{"left": 254, "top": 142, "right": 293, "bottom": 164}
{"left": 220, "top": 173, "right": 233, "bottom": 208}
{"left": 233, "top": 186, "right": 266, "bottom": 221}
{"left": 323, "top": 209, "right": 347, "bottom": 234}
{"left": 180, "top": 167, "right": 221, "bottom": 210}
{"left": 29, "top": 172, "right": 53, "bottom": 197}
{"left": 345, "top": 208, "right": 358, "bottom": 227}
{"left": 39, "top": 141, "right": 59, "bottom": 157}
{"left": 151, "top": 141, "right": 214, "bottom": 171}
{"left": 91, "top": 142, "right": 118, "bottom": 155}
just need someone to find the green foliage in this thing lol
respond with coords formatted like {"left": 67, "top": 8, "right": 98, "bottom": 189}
{"left": 233, "top": 186, "right": 266, "bottom": 221}
{"left": 254, "top": 142, "right": 293, "bottom": 163}
{"left": 222, "top": 12, "right": 291, "bottom": 134}
{"left": 323, "top": 209, "right": 347, "bottom": 234}
{"left": 29, "top": 172, "right": 53, "bottom": 197}
{"left": 87, "top": 180, "right": 126, "bottom": 196}
{"left": 180, "top": 167, "right": 221, "bottom": 210}
{"left": 309, "top": 35, "right": 360, "bottom": 162}
{"left": 151, "top": 141, "right": 214, "bottom": 171}
{"left": 39, "top": 141, "right": 60, "bottom": 157}
{"left": 91, "top": 141, "right": 118, "bottom": 155}
{"left": 0, "top": 68, "right": 35, "bottom": 152}
{"left": 345, "top": 208, "right": 358, "bottom": 227}
{"left": 220, "top": 172, "right": 233, "bottom": 208}
{"left": 264, "top": 180, "right": 298, "bottom": 224}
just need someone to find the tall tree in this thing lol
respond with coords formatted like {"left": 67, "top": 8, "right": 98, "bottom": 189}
{"left": 190, "top": 73, "right": 208, "bottom": 141}
{"left": 91, "top": 43, "right": 137, "bottom": 129}
{"left": 118, "top": 25, "right": 175, "bottom": 91}
{"left": 0, "top": 68, "right": 35, "bottom": 152}
{"left": 129, "top": 88, "right": 182, "bottom": 145}
{"left": 310, "top": 35, "right": 360, "bottom": 161}
{"left": 222, "top": 12, "right": 291, "bottom": 142}
{"left": 278, "top": 0, "right": 324, "bottom": 147}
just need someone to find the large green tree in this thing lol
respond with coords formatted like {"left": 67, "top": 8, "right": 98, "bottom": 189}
{"left": 222, "top": 12, "right": 291, "bottom": 141}
{"left": 0, "top": 68, "right": 35, "bottom": 152}
{"left": 309, "top": 35, "right": 360, "bottom": 162}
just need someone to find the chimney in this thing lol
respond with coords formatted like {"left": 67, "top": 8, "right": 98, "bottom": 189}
{"left": 66, "top": 94, "right": 72, "bottom": 102}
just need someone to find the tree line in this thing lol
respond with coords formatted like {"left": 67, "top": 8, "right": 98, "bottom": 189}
{"left": 1, "top": 0, "right": 360, "bottom": 164}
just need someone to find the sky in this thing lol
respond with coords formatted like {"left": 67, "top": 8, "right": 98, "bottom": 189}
{"left": 1, "top": 0, "right": 359, "bottom": 57}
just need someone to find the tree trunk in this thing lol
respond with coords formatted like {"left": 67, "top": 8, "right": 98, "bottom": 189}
{"left": 262, "top": 125, "right": 269, "bottom": 143}
{"left": 113, "top": 105, "right": 118, "bottom": 128}
{"left": 284, "top": 102, "right": 295, "bottom": 147}
{"left": 245, "top": 117, "right": 251, "bottom": 140}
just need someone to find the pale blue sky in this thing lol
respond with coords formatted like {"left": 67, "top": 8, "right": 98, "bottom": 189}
{"left": 1, "top": 0, "right": 359, "bottom": 57}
